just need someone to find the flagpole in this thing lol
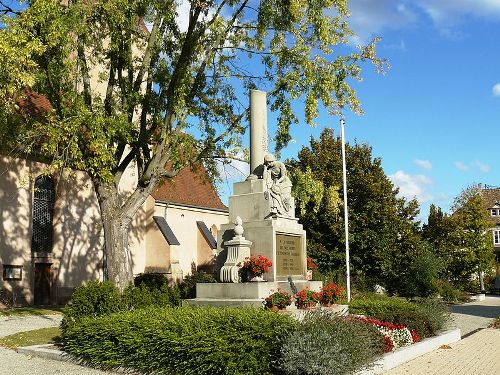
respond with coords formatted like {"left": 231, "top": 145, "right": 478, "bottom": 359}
{"left": 340, "top": 118, "right": 351, "bottom": 302}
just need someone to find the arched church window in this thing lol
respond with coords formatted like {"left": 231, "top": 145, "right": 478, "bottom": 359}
{"left": 31, "top": 176, "right": 55, "bottom": 253}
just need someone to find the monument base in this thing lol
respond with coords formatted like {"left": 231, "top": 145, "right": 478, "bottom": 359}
{"left": 184, "top": 280, "right": 323, "bottom": 307}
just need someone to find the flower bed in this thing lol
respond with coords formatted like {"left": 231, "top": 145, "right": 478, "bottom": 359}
{"left": 353, "top": 316, "right": 420, "bottom": 352}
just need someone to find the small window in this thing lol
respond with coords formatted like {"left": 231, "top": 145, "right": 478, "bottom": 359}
{"left": 3, "top": 265, "right": 22, "bottom": 280}
{"left": 494, "top": 230, "right": 500, "bottom": 246}
{"left": 492, "top": 209, "right": 499, "bottom": 217}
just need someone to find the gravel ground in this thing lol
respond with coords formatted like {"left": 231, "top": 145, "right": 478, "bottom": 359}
{"left": 0, "top": 314, "right": 112, "bottom": 374}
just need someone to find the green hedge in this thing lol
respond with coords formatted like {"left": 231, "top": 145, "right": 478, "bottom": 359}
{"left": 349, "top": 294, "right": 450, "bottom": 338}
{"left": 62, "top": 306, "right": 296, "bottom": 375}
{"left": 61, "top": 280, "right": 181, "bottom": 330}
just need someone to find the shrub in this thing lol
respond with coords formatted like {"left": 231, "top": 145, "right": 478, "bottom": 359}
{"left": 61, "top": 281, "right": 123, "bottom": 329}
{"left": 179, "top": 271, "right": 217, "bottom": 299}
{"left": 122, "top": 282, "right": 181, "bottom": 310}
{"left": 62, "top": 306, "right": 296, "bottom": 375}
{"left": 403, "top": 252, "right": 441, "bottom": 297}
{"left": 436, "top": 280, "right": 464, "bottom": 303}
{"left": 349, "top": 294, "right": 450, "bottom": 338}
{"left": 279, "top": 311, "right": 384, "bottom": 375}
{"left": 62, "top": 280, "right": 182, "bottom": 331}
{"left": 133, "top": 273, "right": 168, "bottom": 289}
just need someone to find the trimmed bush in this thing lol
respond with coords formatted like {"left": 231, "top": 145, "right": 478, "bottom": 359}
{"left": 62, "top": 306, "right": 296, "bottom": 375}
{"left": 133, "top": 272, "right": 168, "bottom": 289}
{"left": 62, "top": 280, "right": 181, "bottom": 330}
{"left": 179, "top": 271, "right": 217, "bottom": 299}
{"left": 349, "top": 294, "right": 450, "bottom": 338}
{"left": 279, "top": 311, "right": 384, "bottom": 375}
{"left": 61, "top": 281, "right": 123, "bottom": 329}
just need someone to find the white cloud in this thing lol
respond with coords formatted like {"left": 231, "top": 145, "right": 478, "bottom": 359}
{"left": 347, "top": 0, "right": 500, "bottom": 43}
{"left": 475, "top": 160, "right": 491, "bottom": 173}
{"left": 454, "top": 160, "right": 491, "bottom": 172}
{"left": 414, "top": 159, "right": 432, "bottom": 170}
{"left": 348, "top": 1, "right": 418, "bottom": 44}
{"left": 389, "top": 170, "right": 433, "bottom": 203}
{"left": 493, "top": 83, "right": 500, "bottom": 97}
{"left": 417, "top": 0, "right": 500, "bottom": 26}
{"left": 454, "top": 161, "right": 469, "bottom": 171}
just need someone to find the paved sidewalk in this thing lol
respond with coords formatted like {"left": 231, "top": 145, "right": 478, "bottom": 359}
{"left": 0, "top": 314, "right": 111, "bottom": 374}
{"left": 385, "top": 295, "right": 500, "bottom": 374}
{"left": 384, "top": 328, "right": 500, "bottom": 375}
{"left": 449, "top": 295, "right": 500, "bottom": 336}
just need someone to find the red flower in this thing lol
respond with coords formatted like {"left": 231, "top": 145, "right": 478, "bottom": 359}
{"left": 410, "top": 330, "right": 420, "bottom": 343}
{"left": 239, "top": 255, "right": 272, "bottom": 279}
{"left": 383, "top": 335, "right": 394, "bottom": 352}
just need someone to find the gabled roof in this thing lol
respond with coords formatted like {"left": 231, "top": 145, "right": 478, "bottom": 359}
{"left": 481, "top": 188, "right": 500, "bottom": 209}
{"left": 152, "top": 164, "right": 227, "bottom": 211}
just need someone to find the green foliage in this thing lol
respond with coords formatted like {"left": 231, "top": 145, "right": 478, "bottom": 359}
{"left": 179, "top": 271, "right": 217, "bottom": 299}
{"left": 61, "top": 281, "right": 124, "bottom": 329}
{"left": 436, "top": 280, "right": 465, "bottom": 303}
{"left": 349, "top": 294, "right": 450, "bottom": 338}
{"left": 424, "top": 186, "right": 495, "bottom": 292}
{"left": 62, "top": 280, "right": 181, "bottom": 330}
{"left": 403, "top": 251, "right": 442, "bottom": 297}
{"left": 291, "top": 128, "right": 425, "bottom": 291}
{"left": 0, "top": 0, "right": 383, "bottom": 286}
{"left": 133, "top": 272, "right": 168, "bottom": 289}
{"left": 61, "top": 306, "right": 296, "bottom": 375}
{"left": 279, "top": 311, "right": 384, "bottom": 375}
{"left": 264, "top": 290, "right": 293, "bottom": 309}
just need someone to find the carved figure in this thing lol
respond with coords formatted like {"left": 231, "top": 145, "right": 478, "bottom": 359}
{"left": 263, "top": 154, "right": 292, "bottom": 216}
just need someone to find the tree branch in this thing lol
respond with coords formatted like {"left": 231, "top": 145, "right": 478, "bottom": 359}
{"left": 77, "top": 38, "right": 92, "bottom": 109}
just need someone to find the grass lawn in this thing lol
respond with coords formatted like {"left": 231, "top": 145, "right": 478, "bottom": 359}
{"left": 0, "top": 306, "right": 63, "bottom": 317}
{"left": 0, "top": 327, "right": 61, "bottom": 349}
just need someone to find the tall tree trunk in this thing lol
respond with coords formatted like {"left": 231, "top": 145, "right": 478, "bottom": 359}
{"left": 95, "top": 181, "right": 134, "bottom": 291}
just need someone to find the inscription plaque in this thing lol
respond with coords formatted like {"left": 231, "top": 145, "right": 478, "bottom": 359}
{"left": 276, "top": 234, "right": 303, "bottom": 276}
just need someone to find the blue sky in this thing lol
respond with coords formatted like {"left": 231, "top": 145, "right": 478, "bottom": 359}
{"left": 219, "top": 0, "right": 500, "bottom": 222}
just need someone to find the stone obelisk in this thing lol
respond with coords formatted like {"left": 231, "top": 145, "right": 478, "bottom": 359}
{"left": 249, "top": 89, "right": 268, "bottom": 174}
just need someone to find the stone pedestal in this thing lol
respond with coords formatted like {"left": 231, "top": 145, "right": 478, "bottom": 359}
{"left": 218, "top": 180, "right": 305, "bottom": 282}
{"left": 188, "top": 280, "right": 322, "bottom": 307}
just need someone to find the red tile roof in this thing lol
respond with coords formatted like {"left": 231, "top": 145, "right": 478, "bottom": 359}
{"left": 15, "top": 89, "right": 52, "bottom": 117}
{"left": 152, "top": 164, "right": 227, "bottom": 211}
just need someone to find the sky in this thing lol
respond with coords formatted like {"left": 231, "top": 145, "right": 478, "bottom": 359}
{"left": 218, "top": 0, "right": 500, "bottom": 222}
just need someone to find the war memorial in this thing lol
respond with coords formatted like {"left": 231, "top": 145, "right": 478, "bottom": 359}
{"left": 191, "top": 90, "right": 322, "bottom": 306}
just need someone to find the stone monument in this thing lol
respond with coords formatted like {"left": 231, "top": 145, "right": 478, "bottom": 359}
{"left": 191, "top": 89, "right": 321, "bottom": 306}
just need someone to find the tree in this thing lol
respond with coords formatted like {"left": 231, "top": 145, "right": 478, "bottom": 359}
{"left": 289, "top": 128, "right": 425, "bottom": 292}
{"left": 0, "top": 0, "right": 383, "bottom": 289}
{"left": 424, "top": 187, "right": 495, "bottom": 291}
{"left": 449, "top": 186, "right": 494, "bottom": 291}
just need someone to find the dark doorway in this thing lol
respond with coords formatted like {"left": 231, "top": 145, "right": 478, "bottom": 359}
{"left": 34, "top": 263, "right": 52, "bottom": 305}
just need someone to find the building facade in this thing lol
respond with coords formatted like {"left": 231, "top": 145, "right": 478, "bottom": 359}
{"left": 0, "top": 155, "right": 228, "bottom": 306}
{"left": 480, "top": 186, "right": 500, "bottom": 290}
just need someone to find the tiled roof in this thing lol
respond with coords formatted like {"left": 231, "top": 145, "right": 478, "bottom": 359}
{"left": 15, "top": 89, "right": 52, "bottom": 117}
{"left": 481, "top": 187, "right": 500, "bottom": 227}
{"left": 481, "top": 188, "right": 500, "bottom": 209}
{"left": 152, "top": 164, "right": 227, "bottom": 211}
